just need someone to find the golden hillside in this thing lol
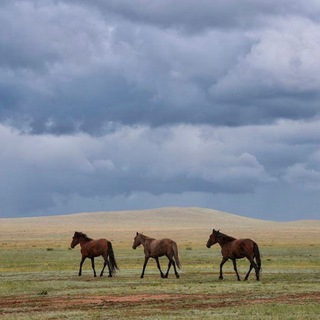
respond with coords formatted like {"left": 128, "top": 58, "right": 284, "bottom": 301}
{"left": 0, "top": 207, "right": 319, "bottom": 247}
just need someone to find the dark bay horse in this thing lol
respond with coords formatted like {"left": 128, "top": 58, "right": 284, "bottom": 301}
{"left": 206, "top": 229, "right": 261, "bottom": 281}
{"left": 132, "top": 232, "right": 181, "bottom": 279}
{"left": 70, "top": 231, "right": 118, "bottom": 277}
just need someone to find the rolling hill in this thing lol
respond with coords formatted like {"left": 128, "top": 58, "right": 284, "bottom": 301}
{"left": 0, "top": 207, "right": 319, "bottom": 247}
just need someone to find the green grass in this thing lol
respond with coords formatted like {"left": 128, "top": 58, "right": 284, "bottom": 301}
{"left": 0, "top": 244, "right": 319, "bottom": 319}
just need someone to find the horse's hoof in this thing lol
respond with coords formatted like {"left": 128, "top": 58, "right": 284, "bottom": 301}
{"left": 219, "top": 277, "right": 223, "bottom": 280}
{"left": 176, "top": 274, "right": 180, "bottom": 279}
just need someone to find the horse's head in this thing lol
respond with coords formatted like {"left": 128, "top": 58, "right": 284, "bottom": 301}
{"left": 132, "top": 232, "right": 142, "bottom": 249}
{"left": 70, "top": 231, "right": 80, "bottom": 248}
{"left": 206, "top": 229, "right": 220, "bottom": 248}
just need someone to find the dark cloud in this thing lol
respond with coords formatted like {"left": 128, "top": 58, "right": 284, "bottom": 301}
{"left": 71, "top": 0, "right": 320, "bottom": 32}
{"left": 0, "top": 124, "right": 268, "bottom": 215}
{"left": 1, "top": 1, "right": 320, "bottom": 220}
{"left": 1, "top": 121, "right": 319, "bottom": 219}
{"left": 1, "top": 1, "right": 320, "bottom": 135}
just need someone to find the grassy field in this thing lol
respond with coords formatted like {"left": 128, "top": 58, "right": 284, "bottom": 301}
{"left": 0, "top": 207, "right": 319, "bottom": 319}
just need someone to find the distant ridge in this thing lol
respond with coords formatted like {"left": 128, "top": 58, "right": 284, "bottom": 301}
{"left": 1, "top": 206, "right": 318, "bottom": 224}
{"left": 0, "top": 207, "right": 319, "bottom": 246}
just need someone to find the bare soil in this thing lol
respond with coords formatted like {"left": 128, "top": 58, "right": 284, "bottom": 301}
{"left": 1, "top": 292, "right": 319, "bottom": 315}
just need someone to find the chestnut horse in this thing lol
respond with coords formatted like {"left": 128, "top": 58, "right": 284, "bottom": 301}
{"left": 132, "top": 232, "right": 181, "bottom": 278}
{"left": 206, "top": 229, "right": 261, "bottom": 281}
{"left": 70, "top": 231, "right": 118, "bottom": 277}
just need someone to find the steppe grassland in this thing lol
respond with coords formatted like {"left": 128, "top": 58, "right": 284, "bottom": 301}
{"left": 0, "top": 207, "right": 319, "bottom": 319}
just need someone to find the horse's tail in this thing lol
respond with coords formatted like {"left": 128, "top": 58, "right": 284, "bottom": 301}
{"left": 254, "top": 242, "right": 261, "bottom": 275}
{"left": 172, "top": 241, "right": 181, "bottom": 269}
{"left": 108, "top": 241, "right": 119, "bottom": 274}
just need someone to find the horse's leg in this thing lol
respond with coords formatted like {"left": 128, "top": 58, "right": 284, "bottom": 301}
{"left": 79, "top": 256, "right": 86, "bottom": 276}
{"left": 91, "top": 258, "right": 97, "bottom": 277}
{"left": 232, "top": 259, "right": 241, "bottom": 281}
{"left": 106, "top": 259, "right": 113, "bottom": 277}
{"left": 168, "top": 257, "right": 179, "bottom": 279}
{"left": 155, "top": 257, "right": 165, "bottom": 278}
{"left": 140, "top": 256, "right": 149, "bottom": 278}
{"left": 244, "top": 262, "right": 253, "bottom": 280}
{"left": 219, "top": 257, "right": 228, "bottom": 280}
{"left": 100, "top": 257, "right": 109, "bottom": 277}
{"left": 254, "top": 259, "right": 260, "bottom": 281}
{"left": 164, "top": 260, "right": 171, "bottom": 278}
{"left": 254, "top": 261, "right": 260, "bottom": 281}
{"left": 244, "top": 258, "right": 259, "bottom": 281}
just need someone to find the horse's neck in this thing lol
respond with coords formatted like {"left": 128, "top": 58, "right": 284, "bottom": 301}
{"left": 140, "top": 236, "right": 154, "bottom": 247}
{"left": 79, "top": 238, "right": 92, "bottom": 246}
{"left": 217, "top": 234, "right": 236, "bottom": 246}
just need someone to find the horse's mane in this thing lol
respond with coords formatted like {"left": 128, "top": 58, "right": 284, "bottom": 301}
{"left": 216, "top": 231, "right": 237, "bottom": 242}
{"left": 139, "top": 233, "right": 155, "bottom": 241}
{"left": 76, "top": 232, "right": 93, "bottom": 242}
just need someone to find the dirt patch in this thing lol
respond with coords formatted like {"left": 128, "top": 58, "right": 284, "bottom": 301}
{"left": 1, "top": 292, "right": 319, "bottom": 314}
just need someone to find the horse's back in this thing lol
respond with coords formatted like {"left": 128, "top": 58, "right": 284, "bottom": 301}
{"left": 158, "top": 238, "right": 176, "bottom": 249}
{"left": 150, "top": 238, "right": 176, "bottom": 257}
{"left": 83, "top": 238, "right": 110, "bottom": 257}
{"left": 242, "top": 238, "right": 257, "bottom": 248}
{"left": 222, "top": 238, "right": 254, "bottom": 258}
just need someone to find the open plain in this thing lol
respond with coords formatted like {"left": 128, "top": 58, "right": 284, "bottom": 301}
{"left": 0, "top": 207, "right": 319, "bottom": 319}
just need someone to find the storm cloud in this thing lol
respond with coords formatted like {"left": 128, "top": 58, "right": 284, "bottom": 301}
{"left": 0, "top": 0, "right": 320, "bottom": 220}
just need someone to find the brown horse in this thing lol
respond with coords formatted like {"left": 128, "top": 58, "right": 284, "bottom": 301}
{"left": 132, "top": 232, "right": 181, "bottom": 279}
{"left": 206, "top": 229, "right": 261, "bottom": 281}
{"left": 70, "top": 231, "right": 118, "bottom": 277}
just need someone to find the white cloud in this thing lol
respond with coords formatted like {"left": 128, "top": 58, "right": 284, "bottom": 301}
{"left": 284, "top": 163, "right": 320, "bottom": 190}
{"left": 211, "top": 16, "right": 320, "bottom": 103}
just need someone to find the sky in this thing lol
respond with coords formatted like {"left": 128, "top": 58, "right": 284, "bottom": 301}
{"left": 1, "top": 0, "right": 320, "bottom": 221}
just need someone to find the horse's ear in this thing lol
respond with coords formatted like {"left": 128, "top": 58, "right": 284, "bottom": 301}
{"left": 136, "top": 232, "right": 138, "bottom": 235}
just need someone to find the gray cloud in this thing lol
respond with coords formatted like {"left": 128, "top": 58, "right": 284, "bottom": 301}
{"left": 1, "top": 1, "right": 320, "bottom": 135}
{"left": 1, "top": 120, "right": 319, "bottom": 219}
{"left": 71, "top": 0, "right": 320, "bottom": 32}
{"left": 1, "top": 1, "right": 320, "bottom": 220}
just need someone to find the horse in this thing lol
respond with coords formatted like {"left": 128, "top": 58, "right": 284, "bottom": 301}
{"left": 206, "top": 229, "right": 261, "bottom": 281}
{"left": 132, "top": 232, "right": 181, "bottom": 279}
{"left": 70, "top": 231, "right": 119, "bottom": 277}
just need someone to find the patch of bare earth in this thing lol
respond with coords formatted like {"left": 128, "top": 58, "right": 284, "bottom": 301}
{"left": 1, "top": 292, "right": 319, "bottom": 314}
